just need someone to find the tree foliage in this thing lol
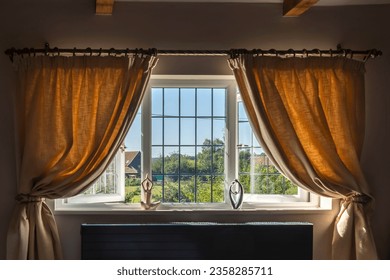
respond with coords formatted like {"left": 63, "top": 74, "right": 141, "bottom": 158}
{"left": 125, "top": 138, "right": 297, "bottom": 203}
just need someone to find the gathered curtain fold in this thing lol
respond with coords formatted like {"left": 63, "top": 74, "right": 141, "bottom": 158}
{"left": 229, "top": 55, "right": 377, "bottom": 259}
{"left": 7, "top": 54, "right": 157, "bottom": 259}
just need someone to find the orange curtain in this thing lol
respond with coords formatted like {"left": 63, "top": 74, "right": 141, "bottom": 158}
{"left": 7, "top": 54, "right": 157, "bottom": 259}
{"left": 229, "top": 55, "right": 377, "bottom": 259}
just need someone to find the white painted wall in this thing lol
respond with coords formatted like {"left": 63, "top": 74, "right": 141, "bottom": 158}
{"left": 0, "top": 0, "right": 389, "bottom": 259}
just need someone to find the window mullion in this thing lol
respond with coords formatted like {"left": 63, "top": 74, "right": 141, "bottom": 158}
{"left": 178, "top": 88, "right": 181, "bottom": 203}
{"left": 162, "top": 88, "right": 165, "bottom": 202}
{"left": 226, "top": 82, "right": 237, "bottom": 203}
{"left": 141, "top": 84, "right": 152, "bottom": 187}
{"left": 250, "top": 131, "right": 255, "bottom": 194}
{"left": 194, "top": 88, "right": 198, "bottom": 202}
{"left": 210, "top": 88, "right": 214, "bottom": 203}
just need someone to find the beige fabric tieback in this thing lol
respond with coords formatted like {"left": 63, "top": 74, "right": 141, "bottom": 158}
{"left": 15, "top": 194, "right": 45, "bottom": 203}
{"left": 343, "top": 194, "right": 371, "bottom": 204}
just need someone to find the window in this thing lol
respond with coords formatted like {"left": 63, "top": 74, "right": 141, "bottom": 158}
{"left": 150, "top": 87, "right": 226, "bottom": 203}
{"left": 64, "top": 148, "right": 125, "bottom": 204}
{"left": 237, "top": 97, "right": 308, "bottom": 204}
{"left": 238, "top": 98, "right": 297, "bottom": 195}
{"left": 56, "top": 75, "right": 328, "bottom": 211}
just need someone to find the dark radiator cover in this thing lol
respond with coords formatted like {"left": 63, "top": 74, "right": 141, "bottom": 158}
{"left": 81, "top": 222, "right": 313, "bottom": 260}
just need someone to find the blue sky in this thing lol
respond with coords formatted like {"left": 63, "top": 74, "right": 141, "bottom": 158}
{"left": 125, "top": 87, "right": 227, "bottom": 155}
{"left": 124, "top": 87, "right": 262, "bottom": 156}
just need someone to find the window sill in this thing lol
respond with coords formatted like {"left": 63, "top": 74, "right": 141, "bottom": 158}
{"left": 53, "top": 196, "right": 333, "bottom": 215}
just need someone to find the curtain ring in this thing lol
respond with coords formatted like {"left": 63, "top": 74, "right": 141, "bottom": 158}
{"left": 53, "top": 47, "right": 60, "bottom": 57}
{"left": 251, "top": 49, "right": 257, "bottom": 57}
{"left": 85, "top": 47, "right": 92, "bottom": 56}
{"left": 228, "top": 49, "right": 236, "bottom": 59}
{"left": 139, "top": 48, "right": 145, "bottom": 58}
{"left": 21, "top": 48, "right": 29, "bottom": 58}
{"left": 258, "top": 49, "right": 263, "bottom": 57}
{"left": 30, "top": 48, "right": 34, "bottom": 57}
{"left": 149, "top": 48, "right": 158, "bottom": 57}
{"left": 347, "top": 49, "right": 354, "bottom": 59}
{"left": 44, "top": 43, "right": 50, "bottom": 56}
{"left": 313, "top": 48, "right": 320, "bottom": 57}
{"left": 269, "top": 49, "right": 276, "bottom": 57}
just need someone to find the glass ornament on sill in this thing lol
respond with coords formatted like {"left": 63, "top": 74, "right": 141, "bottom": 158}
{"left": 140, "top": 174, "right": 160, "bottom": 210}
{"left": 229, "top": 179, "right": 244, "bottom": 209}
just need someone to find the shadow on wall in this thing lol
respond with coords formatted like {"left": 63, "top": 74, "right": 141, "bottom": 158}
{"left": 0, "top": 53, "right": 17, "bottom": 260}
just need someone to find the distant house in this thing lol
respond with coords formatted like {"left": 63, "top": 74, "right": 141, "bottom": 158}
{"left": 125, "top": 151, "right": 141, "bottom": 178}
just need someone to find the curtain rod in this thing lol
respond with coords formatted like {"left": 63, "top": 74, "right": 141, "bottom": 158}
{"left": 4, "top": 43, "right": 382, "bottom": 62}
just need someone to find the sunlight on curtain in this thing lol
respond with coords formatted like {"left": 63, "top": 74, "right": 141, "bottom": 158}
{"left": 229, "top": 55, "right": 377, "bottom": 259}
{"left": 7, "top": 54, "right": 157, "bottom": 259}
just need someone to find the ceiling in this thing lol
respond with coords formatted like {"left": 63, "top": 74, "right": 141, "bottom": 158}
{"left": 117, "top": 0, "right": 390, "bottom": 5}
{"left": 97, "top": 0, "right": 390, "bottom": 16}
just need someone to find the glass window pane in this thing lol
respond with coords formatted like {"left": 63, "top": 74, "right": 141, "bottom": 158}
{"left": 180, "top": 147, "right": 195, "bottom": 174}
{"left": 212, "top": 175, "right": 224, "bottom": 203}
{"left": 238, "top": 121, "right": 251, "bottom": 147}
{"left": 238, "top": 174, "right": 251, "bottom": 193}
{"left": 238, "top": 101, "right": 248, "bottom": 122}
{"left": 152, "top": 147, "right": 163, "bottom": 175}
{"left": 180, "top": 88, "right": 195, "bottom": 116}
{"left": 152, "top": 88, "right": 163, "bottom": 117}
{"left": 180, "top": 175, "right": 195, "bottom": 203}
{"left": 196, "top": 175, "right": 211, "bottom": 202}
{"left": 213, "top": 118, "right": 225, "bottom": 143}
{"left": 197, "top": 88, "right": 212, "bottom": 116}
{"left": 213, "top": 88, "right": 226, "bottom": 116}
{"left": 269, "top": 175, "right": 287, "bottom": 194}
{"left": 253, "top": 149, "right": 267, "bottom": 174}
{"left": 212, "top": 146, "right": 224, "bottom": 174}
{"left": 149, "top": 86, "right": 228, "bottom": 203}
{"left": 268, "top": 164, "right": 280, "bottom": 174}
{"left": 197, "top": 118, "right": 212, "bottom": 145}
{"left": 125, "top": 108, "right": 141, "bottom": 151}
{"left": 253, "top": 133, "right": 260, "bottom": 147}
{"left": 152, "top": 118, "right": 163, "bottom": 146}
{"left": 151, "top": 176, "right": 162, "bottom": 202}
{"left": 196, "top": 146, "right": 211, "bottom": 174}
{"left": 180, "top": 118, "right": 195, "bottom": 145}
{"left": 164, "top": 118, "right": 179, "bottom": 145}
{"left": 164, "top": 88, "right": 179, "bottom": 116}
{"left": 164, "top": 175, "right": 179, "bottom": 202}
{"left": 164, "top": 147, "right": 179, "bottom": 174}
{"left": 254, "top": 175, "right": 268, "bottom": 194}
{"left": 238, "top": 148, "right": 251, "bottom": 173}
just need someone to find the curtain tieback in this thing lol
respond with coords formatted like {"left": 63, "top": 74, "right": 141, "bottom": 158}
{"left": 347, "top": 194, "right": 371, "bottom": 204}
{"left": 15, "top": 193, "right": 45, "bottom": 203}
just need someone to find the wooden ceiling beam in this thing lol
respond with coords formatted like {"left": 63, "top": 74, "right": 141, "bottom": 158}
{"left": 283, "top": 0, "right": 318, "bottom": 17}
{"left": 96, "top": 0, "right": 115, "bottom": 15}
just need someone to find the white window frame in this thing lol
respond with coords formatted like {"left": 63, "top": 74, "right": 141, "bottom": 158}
{"left": 54, "top": 75, "right": 331, "bottom": 212}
